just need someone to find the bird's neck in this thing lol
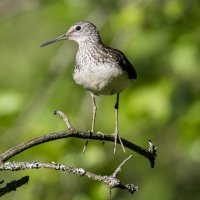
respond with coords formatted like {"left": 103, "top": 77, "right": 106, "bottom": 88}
{"left": 79, "top": 41, "right": 99, "bottom": 49}
{"left": 78, "top": 36, "right": 102, "bottom": 49}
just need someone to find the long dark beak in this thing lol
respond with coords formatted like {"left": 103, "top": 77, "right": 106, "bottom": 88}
{"left": 40, "top": 34, "right": 67, "bottom": 47}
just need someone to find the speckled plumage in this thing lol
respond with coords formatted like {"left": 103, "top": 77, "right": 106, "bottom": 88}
{"left": 71, "top": 22, "right": 137, "bottom": 96}
{"left": 41, "top": 21, "right": 137, "bottom": 154}
{"left": 74, "top": 42, "right": 136, "bottom": 95}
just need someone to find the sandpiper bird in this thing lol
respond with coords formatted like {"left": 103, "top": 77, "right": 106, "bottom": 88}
{"left": 41, "top": 21, "right": 137, "bottom": 154}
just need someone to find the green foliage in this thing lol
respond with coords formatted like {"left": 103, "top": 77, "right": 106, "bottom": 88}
{"left": 0, "top": 0, "right": 200, "bottom": 199}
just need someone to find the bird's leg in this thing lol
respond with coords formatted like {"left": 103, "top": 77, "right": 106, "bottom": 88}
{"left": 91, "top": 93, "right": 97, "bottom": 133}
{"left": 83, "top": 93, "right": 97, "bottom": 153}
{"left": 114, "top": 93, "right": 126, "bottom": 154}
{"left": 90, "top": 94, "right": 105, "bottom": 141}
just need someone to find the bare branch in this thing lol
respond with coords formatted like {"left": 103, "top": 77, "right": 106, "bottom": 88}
{"left": 0, "top": 160, "right": 138, "bottom": 194}
{"left": 0, "top": 112, "right": 157, "bottom": 167}
{"left": 0, "top": 129, "right": 156, "bottom": 167}
{"left": 0, "top": 112, "right": 155, "bottom": 196}
{"left": 0, "top": 176, "right": 29, "bottom": 197}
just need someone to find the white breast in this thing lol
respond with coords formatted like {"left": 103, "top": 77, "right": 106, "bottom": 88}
{"left": 73, "top": 62, "right": 130, "bottom": 95}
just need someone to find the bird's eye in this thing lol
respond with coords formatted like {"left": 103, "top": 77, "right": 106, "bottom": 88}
{"left": 75, "top": 26, "right": 81, "bottom": 31}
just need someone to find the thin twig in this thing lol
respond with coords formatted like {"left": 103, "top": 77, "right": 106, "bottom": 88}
{"left": 113, "top": 155, "right": 133, "bottom": 178}
{"left": 0, "top": 160, "right": 138, "bottom": 194}
{"left": 54, "top": 110, "right": 74, "bottom": 130}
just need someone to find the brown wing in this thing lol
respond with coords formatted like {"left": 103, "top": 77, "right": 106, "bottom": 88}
{"left": 102, "top": 45, "right": 137, "bottom": 80}
{"left": 97, "top": 44, "right": 137, "bottom": 80}
{"left": 115, "top": 49, "right": 137, "bottom": 80}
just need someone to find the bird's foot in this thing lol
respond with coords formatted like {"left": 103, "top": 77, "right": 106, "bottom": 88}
{"left": 82, "top": 130, "right": 93, "bottom": 153}
{"left": 82, "top": 131, "right": 105, "bottom": 153}
{"left": 96, "top": 131, "right": 105, "bottom": 145}
{"left": 113, "top": 131, "right": 126, "bottom": 155}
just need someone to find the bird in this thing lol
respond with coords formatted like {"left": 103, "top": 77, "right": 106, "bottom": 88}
{"left": 40, "top": 21, "right": 137, "bottom": 154}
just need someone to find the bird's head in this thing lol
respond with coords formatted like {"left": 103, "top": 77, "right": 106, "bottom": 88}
{"left": 40, "top": 21, "right": 101, "bottom": 47}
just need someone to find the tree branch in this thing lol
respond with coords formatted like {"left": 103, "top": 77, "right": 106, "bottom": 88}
{"left": 0, "top": 129, "right": 157, "bottom": 167}
{"left": 0, "top": 111, "right": 157, "bottom": 167}
{"left": 0, "top": 157, "right": 138, "bottom": 194}
{"left": 0, "top": 111, "right": 156, "bottom": 196}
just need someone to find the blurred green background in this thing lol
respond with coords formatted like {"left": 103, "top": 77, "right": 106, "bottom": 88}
{"left": 0, "top": 0, "right": 200, "bottom": 199}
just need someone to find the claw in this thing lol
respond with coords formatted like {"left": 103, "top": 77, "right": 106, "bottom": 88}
{"left": 82, "top": 130, "right": 92, "bottom": 153}
{"left": 114, "top": 131, "right": 126, "bottom": 154}
{"left": 97, "top": 131, "right": 105, "bottom": 145}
